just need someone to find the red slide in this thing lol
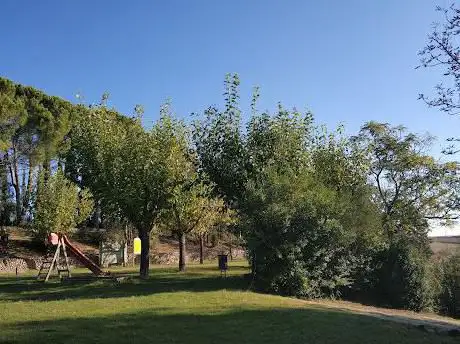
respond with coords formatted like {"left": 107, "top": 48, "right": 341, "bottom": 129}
{"left": 62, "top": 235, "right": 107, "bottom": 276}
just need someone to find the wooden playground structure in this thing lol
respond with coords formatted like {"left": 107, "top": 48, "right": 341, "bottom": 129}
{"left": 38, "top": 233, "right": 108, "bottom": 282}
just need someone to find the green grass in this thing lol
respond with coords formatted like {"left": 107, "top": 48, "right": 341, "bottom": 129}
{"left": 0, "top": 261, "right": 456, "bottom": 344}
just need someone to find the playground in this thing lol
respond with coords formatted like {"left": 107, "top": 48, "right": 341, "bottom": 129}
{"left": 1, "top": 263, "right": 459, "bottom": 344}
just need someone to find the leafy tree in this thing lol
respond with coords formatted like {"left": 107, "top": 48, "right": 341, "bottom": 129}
{"left": 246, "top": 106, "right": 313, "bottom": 181}
{"left": 66, "top": 104, "right": 193, "bottom": 278}
{"left": 159, "top": 178, "right": 229, "bottom": 271}
{"left": 0, "top": 78, "right": 26, "bottom": 224}
{"left": 0, "top": 77, "right": 74, "bottom": 224}
{"left": 438, "top": 250, "right": 460, "bottom": 317}
{"left": 194, "top": 76, "right": 318, "bottom": 207}
{"left": 351, "top": 122, "right": 460, "bottom": 311}
{"left": 34, "top": 168, "right": 93, "bottom": 241}
{"left": 0, "top": 78, "right": 26, "bottom": 152}
{"left": 370, "top": 238, "right": 439, "bottom": 312}
{"left": 67, "top": 105, "right": 151, "bottom": 277}
{"left": 352, "top": 122, "right": 460, "bottom": 243}
{"left": 238, "top": 101, "right": 380, "bottom": 297}
{"left": 242, "top": 164, "right": 377, "bottom": 298}
{"left": 193, "top": 73, "right": 248, "bottom": 205}
{"left": 154, "top": 108, "right": 233, "bottom": 271}
{"left": 16, "top": 90, "right": 73, "bottom": 222}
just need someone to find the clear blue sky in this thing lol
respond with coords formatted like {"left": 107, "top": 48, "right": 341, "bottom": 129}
{"left": 1, "top": 0, "right": 458, "bottom": 156}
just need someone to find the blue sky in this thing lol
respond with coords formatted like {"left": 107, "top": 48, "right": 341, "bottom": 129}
{"left": 0, "top": 0, "right": 458, "bottom": 157}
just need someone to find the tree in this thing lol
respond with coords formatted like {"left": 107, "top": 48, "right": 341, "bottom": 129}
{"left": 14, "top": 90, "right": 73, "bottom": 223}
{"left": 154, "top": 108, "right": 233, "bottom": 271}
{"left": 194, "top": 77, "right": 315, "bottom": 206}
{"left": 66, "top": 104, "right": 190, "bottom": 278}
{"left": 242, "top": 162, "right": 378, "bottom": 298}
{"left": 193, "top": 73, "right": 248, "bottom": 205}
{"left": 352, "top": 122, "right": 460, "bottom": 243}
{"left": 0, "top": 78, "right": 26, "bottom": 152}
{"left": 159, "top": 178, "right": 229, "bottom": 271}
{"left": 34, "top": 168, "right": 93, "bottom": 241}
{"left": 418, "top": 4, "right": 460, "bottom": 152}
{"left": 246, "top": 105, "right": 313, "bottom": 181}
{"left": 0, "top": 77, "right": 74, "bottom": 224}
{"left": 0, "top": 78, "right": 26, "bottom": 224}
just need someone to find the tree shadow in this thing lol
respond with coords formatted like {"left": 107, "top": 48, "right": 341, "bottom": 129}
{"left": 0, "top": 267, "right": 250, "bottom": 302}
{"left": 2, "top": 307, "right": 455, "bottom": 344}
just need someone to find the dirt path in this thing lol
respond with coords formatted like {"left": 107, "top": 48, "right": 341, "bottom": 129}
{"left": 304, "top": 299, "right": 460, "bottom": 336}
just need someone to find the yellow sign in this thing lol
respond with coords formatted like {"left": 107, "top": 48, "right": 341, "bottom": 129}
{"left": 133, "top": 237, "right": 141, "bottom": 255}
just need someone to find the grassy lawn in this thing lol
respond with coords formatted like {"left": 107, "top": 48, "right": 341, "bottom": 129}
{"left": 0, "top": 261, "right": 456, "bottom": 344}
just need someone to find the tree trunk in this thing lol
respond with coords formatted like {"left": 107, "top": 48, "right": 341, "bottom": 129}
{"left": 139, "top": 229, "right": 150, "bottom": 279}
{"left": 21, "top": 163, "right": 33, "bottom": 223}
{"left": 0, "top": 162, "right": 8, "bottom": 226}
{"left": 9, "top": 149, "right": 21, "bottom": 226}
{"left": 19, "top": 167, "right": 26, "bottom": 224}
{"left": 199, "top": 234, "right": 204, "bottom": 264}
{"left": 92, "top": 202, "right": 101, "bottom": 228}
{"left": 178, "top": 232, "right": 186, "bottom": 272}
{"left": 251, "top": 250, "right": 256, "bottom": 276}
{"left": 42, "top": 158, "right": 51, "bottom": 184}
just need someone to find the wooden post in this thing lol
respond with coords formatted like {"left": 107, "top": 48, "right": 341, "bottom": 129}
{"left": 45, "top": 240, "right": 61, "bottom": 282}
{"left": 61, "top": 238, "right": 71, "bottom": 278}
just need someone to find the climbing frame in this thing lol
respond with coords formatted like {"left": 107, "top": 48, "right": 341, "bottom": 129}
{"left": 37, "top": 236, "right": 71, "bottom": 282}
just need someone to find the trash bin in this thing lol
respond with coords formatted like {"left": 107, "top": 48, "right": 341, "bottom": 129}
{"left": 218, "top": 254, "right": 228, "bottom": 272}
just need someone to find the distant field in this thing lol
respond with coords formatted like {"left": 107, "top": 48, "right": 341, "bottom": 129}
{"left": 430, "top": 236, "right": 460, "bottom": 256}
{"left": 0, "top": 262, "right": 458, "bottom": 344}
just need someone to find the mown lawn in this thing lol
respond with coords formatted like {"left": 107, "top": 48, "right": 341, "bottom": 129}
{"left": 0, "top": 262, "right": 456, "bottom": 344}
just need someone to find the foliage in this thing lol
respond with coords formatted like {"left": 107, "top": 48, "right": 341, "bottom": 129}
{"left": 194, "top": 82, "right": 384, "bottom": 299}
{"left": 246, "top": 106, "right": 313, "bottom": 180}
{"left": 243, "top": 166, "right": 378, "bottom": 298}
{"left": 66, "top": 102, "right": 216, "bottom": 277}
{"left": 155, "top": 108, "right": 234, "bottom": 270}
{"left": 1, "top": 74, "right": 458, "bottom": 318}
{"left": 368, "top": 238, "right": 439, "bottom": 312}
{"left": 65, "top": 104, "right": 174, "bottom": 277}
{"left": 438, "top": 251, "right": 460, "bottom": 317}
{"left": 352, "top": 122, "right": 460, "bottom": 243}
{"left": 0, "top": 77, "right": 75, "bottom": 225}
{"left": 0, "top": 78, "right": 26, "bottom": 151}
{"left": 159, "top": 176, "right": 231, "bottom": 271}
{"left": 193, "top": 73, "right": 248, "bottom": 205}
{"left": 33, "top": 169, "right": 93, "bottom": 241}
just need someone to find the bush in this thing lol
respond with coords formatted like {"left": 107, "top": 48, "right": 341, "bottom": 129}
{"left": 244, "top": 171, "right": 376, "bottom": 299}
{"left": 33, "top": 169, "right": 93, "bottom": 243}
{"left": 438, "top": 251, "right": 460, "bottom": 318}
{"left": 0, "top": 201, "right": 16, "bottom": 226}
{"left": 371, "top": 239, "right": 439, "bottom": 312}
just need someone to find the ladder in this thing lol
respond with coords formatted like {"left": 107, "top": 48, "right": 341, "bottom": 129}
{"left": 37, "top": 236, "right": 71, "bottom": 282}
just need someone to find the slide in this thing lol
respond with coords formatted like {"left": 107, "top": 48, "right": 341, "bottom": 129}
{"left": 62, "top": 235, "right": 108, "bottom": 276}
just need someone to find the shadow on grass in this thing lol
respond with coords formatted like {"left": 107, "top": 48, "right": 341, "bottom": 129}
{"left": 2, "top": 307, "right": 455, "bottom": 344}
{"left": 0, "top": 267, "right": 251, "bottom": 302}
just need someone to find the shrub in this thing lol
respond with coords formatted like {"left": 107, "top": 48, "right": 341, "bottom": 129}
{"left": 244, "top": 171, "right": 376, "bottom": 298}
{"left": 33, "top": 169, "right": 93, "bottom": 243}
{"left": 371, "top": 239, "right": 439, "bottom": 312}
{"left": 438, "top": 251, "right": 460, "bottom": 318}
